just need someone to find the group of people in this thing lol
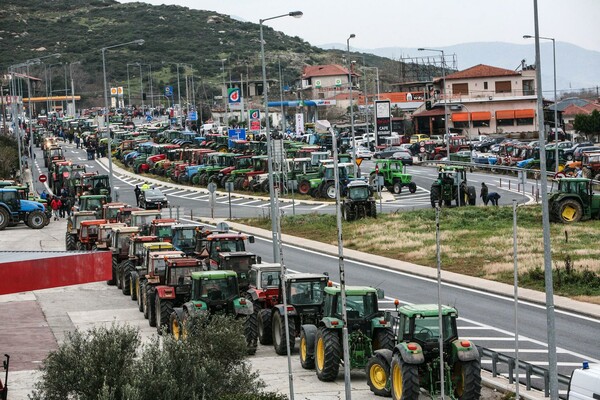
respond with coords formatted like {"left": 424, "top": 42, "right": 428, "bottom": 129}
{"left": 479, "top": 182, "right": 501, "bottom": 206}
{"left": 40, "top": 188, "right": 73, "bottom": 220}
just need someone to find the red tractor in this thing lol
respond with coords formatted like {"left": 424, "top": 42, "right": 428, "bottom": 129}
{"left": 245, "top": 262, "right": 282, "bottom": 314}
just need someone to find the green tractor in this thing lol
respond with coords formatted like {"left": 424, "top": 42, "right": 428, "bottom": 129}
{"left": 341, "top": 180, "right": 377, "bottom": 221}
{"left": 370, "top": 159, "right": 417, "bottom": 194}
{"left": 548, "top": 177, "right": 600, "bottom": 223}
{"left": 299, "top": 285, "right": 395, "bottom": 382}
{"left": 430, "top": 166, "right": 476, "bottom": 208}
{"left": 366, "top": 304, "right": 481, "bottom": 399}
{"left": 169, "top": 270, "right": 258, "bottom": 355}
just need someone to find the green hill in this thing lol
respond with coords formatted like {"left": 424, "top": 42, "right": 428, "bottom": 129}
{"left": 1, "top": 0, "right": 410, "bottom": 110}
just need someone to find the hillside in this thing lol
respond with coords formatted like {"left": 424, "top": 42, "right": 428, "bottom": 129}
{"left": 0, "top": 0, "right": 413, "bottom": 110}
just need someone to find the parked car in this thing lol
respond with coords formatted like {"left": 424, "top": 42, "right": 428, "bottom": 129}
{"left": 373, "top": 146, "right": 405, "bottom": 159}
{"left": 473, "top": 137, "right": 503, "bottom": 152}
{"left": 563, "top": 141, "right": 594, "bottom": 161}
{"left": 139, "top": 188, "right": 169, "bottom": 209}
{"left": 429, "top": 135, "right": 444, "bottom": 145}
{"left": 573, "top": 146, "right": 600, "bottom": 162}
{"left": 390, "top": 150, "right": 413, "bottom": 165}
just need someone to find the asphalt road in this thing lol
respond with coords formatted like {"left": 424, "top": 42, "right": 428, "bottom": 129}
{"left": 30, "top": 136, "right": 599, "bottom": 397}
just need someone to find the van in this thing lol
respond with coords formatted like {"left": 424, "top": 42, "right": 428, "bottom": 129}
{"left": 568, "top": 362, "right": 600, "bottom": 399}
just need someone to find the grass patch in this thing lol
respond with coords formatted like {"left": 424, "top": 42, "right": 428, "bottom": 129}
{"left": 239, "top": 206, "right": 600, "bottom": 300}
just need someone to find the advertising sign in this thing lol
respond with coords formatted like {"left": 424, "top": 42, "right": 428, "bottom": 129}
{"left": 249, "top": 109, "right": 261, "bottom": 132}
{"left": 375, "top": 100, "right": 392, "bottom": 146}
{"left": 228, "top": 88, "right": 241, "bottom": 104}
{"left": 295, "top": 113, "right": 304, "bottom": 136}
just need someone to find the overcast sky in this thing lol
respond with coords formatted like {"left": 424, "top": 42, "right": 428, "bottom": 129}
{"left": 119, "top": 0, "right": 600, "bottom": 52}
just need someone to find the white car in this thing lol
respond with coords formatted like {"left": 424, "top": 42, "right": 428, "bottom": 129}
{"left": 351, "top": 147, "right": 373, "bottom": 160}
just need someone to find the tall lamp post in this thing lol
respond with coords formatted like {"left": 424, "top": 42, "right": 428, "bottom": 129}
{"left": 347, "top": 34, "right": 357, "bottom": 177}
{"left": 260, "top": 11, "right": 303, "bottom": 400}
{"left": 102, "top": 39, "right": 144, "bottom": 191}
{"left": 419, "top": 48, "right": 449, "bottom": 160}
{"left": 524, "top": 34, "right": 559, "bottom": 173}
{"left": 206, "top": 59, "right": 228, "bottom": 125}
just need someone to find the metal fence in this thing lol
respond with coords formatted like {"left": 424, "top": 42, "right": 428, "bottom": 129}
{"left": 478, "top": 346, "right": 571, "bottom": 398}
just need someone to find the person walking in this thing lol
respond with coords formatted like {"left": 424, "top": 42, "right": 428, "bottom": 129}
{"left": 59, "top": 195, "right": 68, "bottom": 218}
{"left": 134, "top": 185, "right": 141, "bottom": 206}
{"left": 487, "top": 192, "right": 501, "bottom": 206}
{"left": 480, "top": 182, "right": 489, "bottom": 206}
{"left": 50, "top": 196, "right": 62, "bottom": 221}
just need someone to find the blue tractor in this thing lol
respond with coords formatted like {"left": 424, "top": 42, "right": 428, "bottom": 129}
{"left": 0, "top": 189, "right": 48, "bottom": 230}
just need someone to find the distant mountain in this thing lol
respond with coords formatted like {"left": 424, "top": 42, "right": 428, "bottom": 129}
{"left": 319, "top": 41, "right": 600, "bottom": 98}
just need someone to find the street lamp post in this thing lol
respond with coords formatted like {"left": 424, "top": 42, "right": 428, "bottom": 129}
{"left": 139, "top": 63, "right": 144, "bottom": 111}
{"left": 69, "top": 62, "right": 80, "bottom": 118}
{"left": 419, "top": 48, "right": 449, "bottom": 160}
{"left": 260, "top": 11, "right": 303, "bottom": 400}
{"left": 347, "top": 34, "right": 357, "bottom": 177}
{"left": 206, "top": 59, "right": 228, "bottom": 126}
{"left": 524, "top": 34, "right": 559, "bottom": 173}
{"left": 102, "top": 39, "right": 145, "bottom": 192}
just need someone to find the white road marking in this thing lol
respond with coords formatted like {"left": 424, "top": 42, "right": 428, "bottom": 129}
{"left": 168, "top": 190, "right": 188, "bottom": 195}
{"left": 310, "top": 203, "right": 329, "bottom": 210}
{"left": 238, "top": 200, "right": 261, "bottom": 206}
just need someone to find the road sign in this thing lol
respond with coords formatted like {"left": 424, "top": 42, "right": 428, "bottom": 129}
{"left": 110, "top": 87, "right": 117, "bottom": 96}
{"left": 207, "top": 182, "right": 217, "bottom": 193}
{"left": 356, "top": 157, "right": 363, "bottom": 166}
{"left": 188, "top": 111, "right": 197, "bottom": 121}
{"left": 38, "top": 174, "right": 47, "bottom": 183}
{"left": 228, "top": 88, "right": 241, "bottom": 104}
{"left": 228, "top": 128, "right": 246, "bottom": 148}
{"left": 164, "top": 86, "right": 173, "bottom": 97}
{"left": 225, "top": 182, "right": 234, "bottom": 192}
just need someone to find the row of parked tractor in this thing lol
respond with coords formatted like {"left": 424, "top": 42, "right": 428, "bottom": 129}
{"left": 62, "top": 196, "right": 481, "bottom": 399}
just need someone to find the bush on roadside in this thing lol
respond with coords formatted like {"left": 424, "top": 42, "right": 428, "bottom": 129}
{"left": 30, "top": 315, "right": 284, "bottom": 400}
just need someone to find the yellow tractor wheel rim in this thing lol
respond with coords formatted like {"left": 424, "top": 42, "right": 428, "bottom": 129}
{"left": 316, "top": 337, "right": 325, "bottom": 371}
{"left": 392, "top": 363, "right": 403, "bottom": 398}
{"left": 453, "top": 363, "right": 465, "bottom": 396}
{"left": 369, "top": 363, "right": 388, "bottom": 390}
{"left": 300, "top": 336, "right": 307, "bottom": 362}
{"left": 562, "top": 205, "right": 577, "bottom": 221}
{"left": 130, "top": 279, "right": 134, "bottom": 296}
{"left": 172, "top": 319, "right": 180, "bottom": 340}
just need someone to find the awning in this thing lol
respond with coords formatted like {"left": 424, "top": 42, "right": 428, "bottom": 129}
{"left": 413, "top": 107, "right": 446, "bottom": 117}
{"left": 515, "top": 109, "right": 535, "bottom": 118}
{"left": 471, "top": 111, "right": 491, "bottom": 121}
{"left": 496, "top": 110, "right": 515, "bottom": 119}
{"left": 451, "top": 112, "right": 469, "bottom": 122}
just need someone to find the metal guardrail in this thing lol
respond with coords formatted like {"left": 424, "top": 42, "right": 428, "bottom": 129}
{"left": 478, "top": 346, "right": 571, "bottom": 398}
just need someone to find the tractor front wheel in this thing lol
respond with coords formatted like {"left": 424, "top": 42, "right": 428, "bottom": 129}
{"left": 554, "top": 199, "right": 584, "bottom": 223}
{"left": 408, "top": 182, "right": 417, "bottom": 193}
{"left": 27, "top": 211, "right": 47, "bottom": 229}
{"left": 258, "top": 308, "right": 273, "bottom": 345}
{"left": 65, "top": 233, "right": 76, "bottom": 251}
{"left": 170, "top": 309, "right": 184, "bottom": 341}
{"left": 272, "top": 310, "right": 295, "bottom": 355}
{"left": 322, "top": 181, "right": 336, "bottom": 200}
{"left": 147, "top": 286, "right": 156, "bottom": 327}
{"left": 120, "top": 260, "right": 134, "bottom": 296}
{"left": 390, "top": 353, "right": 420, "bottom": 400}
{"left": 392, "top": 180, "right": 402, "bottom": 194}
{"left": 315, "top": 327, "right": 341, "bottom": 382}
{"left": 343, "top": 204, "right": 355, "bottom": 222}
{"left": 298, "top": 180, "right": 311, "bottom": 195}
{"left": 452, "top": 359, "right": 482, "bottom": 400}
{"left": 300, "top": 325, "right": 317, "bottom": 369}
{"left": 366, "top": 349, "right": 393, "bottom": 397}
{"left": 107, "top": 256, "right": 118, "bottom": 285}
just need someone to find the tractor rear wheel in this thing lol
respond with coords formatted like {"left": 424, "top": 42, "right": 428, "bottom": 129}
{"left": 366, "top": 349, "right": 393, "bottom": 396}
{"left": 244, "top": 313, "right": 258, "bottom": 355}
{"left": 156, "top": 297, "right": 173, "bottom": 335}
{"left": 0, "top": 208, "right": 12, "bottom": 230}
{"left": 107, "top": 256, "right": 118, "bottom": 285}
{"left": 141, "top": 282, "right": 149, "bottom": 318}
{"left": 372, "top": 328, "right": 395, "bottom": 351}
{"left": 390, "top": 353, "right": 420, "bottom": 400}
{"left": 65, "top": 233, "right": 76, "bottom": 251}
{"left": 408, "top": 182, "right": 417, "bottom": 193}
{"left": 120, "top": 260, "right": 134, "bottom": 295}
{"left": 27, "top": 211, "right": 47, "bottom": 229}
{"left": 129, "top": 272, "right": 138, "bottom": 301}
{"left": 453, "top": 359, "right": 482, "bottom": 400}
{"left": 298, "top": 180, "right": 311, "bottom": 195}
{"left": 170, "top": 309, "right": 184, "bottom": 340}
{"left": 147, "top": 286, "right": 157, "bottom": 327}
{"left": 315, "top": 327, "right": 341, "bottom": 382}
{"left": 134, "top": 274, "right": 143, "bottom": 311}
{"left": 343, "top": 204, "right": 355, "bottom": 222}
{"left": 258, "top": 309, "right": 273, "bottom": 345}
{"left": 322, "top": 181, "right": 336, "bottom": 200}
{"left": 554, "top": 199, "right": 584, "bottom": 223}
{"left": 272, "top": 310, "right": 295, "bottom": 355}
{"left": 430, "top": 185, "right": 441, "bottom": 208}
{"left": 300, "top": 325, "right": 317, "bottom": 369}
{"left": 392, "top": 180, "right": 402, "bottom": 194}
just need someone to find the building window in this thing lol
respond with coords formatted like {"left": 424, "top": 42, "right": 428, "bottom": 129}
{"left": 523, "top": 80, "right": 534, "bottom": 96}
{"left": 453, "top": 121, "right": 469, "bottom": 129}
{"left": 484, "top": 82, "right": 488, "bottom": 90}
{"left": 497, "top": 118, "right": 515, "bottom": 127}
{"left": 318, "top": 92, "right": 325, "bottom": 99}
{"left": 452, "top": 83, "right": 468, "bottom": 95}
{"left": 516, "top": 118, "right": 534, "bottom": 126}
{"left": 495, "top": 81, "right": 512, "bottom": 93}
{"left": 473, "top": 120, "right": 490, "bottom": 128}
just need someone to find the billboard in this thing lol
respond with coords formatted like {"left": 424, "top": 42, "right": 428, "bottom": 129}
{"left": 249, "top": 109, "right": 261, "bottom": 132}
{"left": 375, "top": 100, "right": 392, "bottom": 146}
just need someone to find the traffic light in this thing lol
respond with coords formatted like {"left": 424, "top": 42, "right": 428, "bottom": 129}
{"left": 425, "top": 100, "right": 432, "bottom": 110}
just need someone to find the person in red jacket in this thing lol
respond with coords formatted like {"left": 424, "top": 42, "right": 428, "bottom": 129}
{"left": 50, "top": 196, "right": 62, "bottom": 221}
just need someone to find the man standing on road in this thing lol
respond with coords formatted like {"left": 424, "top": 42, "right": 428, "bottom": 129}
{"left": 480, "top": 182, "right": 489, "bottom": 205}
{"left": 50, "top": 196, "right": 62, "bottom": 221}
{"left": 134, "top": 185, "right": 141, "bottom": 206}
{"left": 487, "top": 192, "right": 501, "bottom": 206}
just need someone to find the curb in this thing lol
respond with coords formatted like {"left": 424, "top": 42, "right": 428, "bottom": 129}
{"left": 98, "top": 158, "right": 331, "bottom": 206}
{"left": 197, "top": 217, "right": 600, "bottom": 320}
